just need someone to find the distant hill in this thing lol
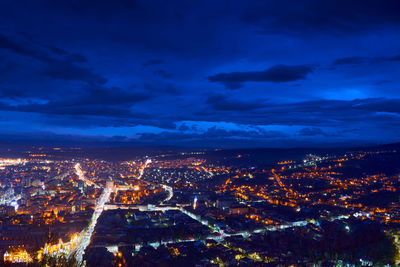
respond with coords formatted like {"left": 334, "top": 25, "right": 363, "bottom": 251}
{"left": 0, "top": 142, "right": 399, "bottom": 165}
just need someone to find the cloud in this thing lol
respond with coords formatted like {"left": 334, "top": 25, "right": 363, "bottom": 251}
{"left": 138, "top": 126, "right": 286, "bottom": 147}
{"left": 241, "top": 0, "right": 400, "bottom": 34}
{"left": 206, "top": 95, "right": 266, "bottom": 111}
{"left": 66, "top": 53, "right": 88, "bottom": 63}
{"left": 297, "top": 127, "right": 328, "bottom": 136}
{"left": 0, "top": 84, "right": 153, "bottom": 117}
{"left": 42, "top": 61, "right": 107, "bottom": 85}
{"left": 0, "top": 33, "right": 88, "bottom": 64}
{"left": 332, "top": 57, "right": 367, "bottom": 66}
{"left": 143, "top": 83, "right": 180, "bottom": 95}
{"left": 0, "top": 101, "right": 134, "bottom": 118}
{"left": 332, "top": 54, "right": 400, "bottom": 66}
{"left": 0, "top": 33, "right": 53, "bottom": 63}
{"left": 45, "top": 45, "right": 69, "bottom": 55}
{"left": 355, "top": 98, "right": 400, "bottom": 114}
{"left": 0, "top": 34, "right": 106, "bottom": 85}
{"left": 78, "top": 86, "right": 152, "bottom": 106}
{"left": 20, "top": 103, "right": 135, "bottom": 117}
{"left": 0, "top": 1, "right": 400, "bottom": 147}
{"left": 208, "top": 64, "right": 313, "bottom": 88}
{"left": 153, "top": 69, "right": 172, "bottom": 79}
{"left": 221, "top": 82, "right": 243, "bottom": 90}
{"left": 191, "top": 98, "right": 400, "bottom": 129}
{"left": 142, "top": 59, "right": 165, "bottom": 67}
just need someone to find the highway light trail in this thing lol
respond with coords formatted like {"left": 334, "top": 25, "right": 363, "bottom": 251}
{"left": 73, "top": 159, "right": 153, "bottom": 265}
{"left": 161, "top": 184, "right": 173, "bottom": 204}
{"left": 72, "top": 163, "right": 111, "bottom": 265}
{"left": 73, "top": 186, "right": 113, "bottom": 265}
{"left": 136, "top": 159, "right": 151, "bottom": 180}
{"left": 74, "top": 163, "right": 100, "bottom": 189}
{"left": 136, "top": 158, "right": 174, "bottom": 204}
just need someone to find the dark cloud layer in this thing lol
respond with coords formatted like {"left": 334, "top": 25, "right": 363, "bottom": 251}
{"left": 208, "top": 65, "right": 313, "bottom": 89}
{"left": 332, "top": 54, "right": 400, "bottom": 66}
{"left": 297, "top": 127, "right": 328, "bottom": 137}
{"left": 138, "top": 126, "right": 286, "bottom": 148}
{"left": 0, "top": 33, "right": 106, "bottom": 86}
{"left": 206, "top": 95, "right": 265, "bottom": 111}
{"left": 0, "top": 0, "right": 399, "bottom": 147}
{"left": 142, "top": 59, "right": 165, "bottom": 67}
{"left": 0, "top": 34, "right": 53, "bottom": 63}
{"left": 241, "top": 0, "right": 400, "bottom": 34}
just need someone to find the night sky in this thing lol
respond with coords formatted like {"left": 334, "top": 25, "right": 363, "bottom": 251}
{"left": 1, "top": 1, "right": 400, "bottom": 148}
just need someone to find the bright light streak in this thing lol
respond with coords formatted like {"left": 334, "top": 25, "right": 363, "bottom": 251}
{"left": 193, "top": 196, "right": 198, "bottom": 210}
{"left": 73, "top": 186, "right": 113, "bottom": 264}
{"left": 10, "top": 200, "right": 19, "bottom": 212}
{"left": 74, "top": 163, "right": 100, "bottom": 188}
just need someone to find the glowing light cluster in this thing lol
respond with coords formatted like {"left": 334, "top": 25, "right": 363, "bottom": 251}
{"left": 4, "top": 248, "right": 33, "bottom": 263}
{"left": 37, "top": 233, "right": 80, "bottom": 260}
{"left": 0, "top": 158, "right": 25, "bottom": 168}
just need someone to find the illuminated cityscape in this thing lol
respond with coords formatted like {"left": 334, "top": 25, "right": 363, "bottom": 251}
{"left": 0, "top": 146, "right": 398, "bottom": 266}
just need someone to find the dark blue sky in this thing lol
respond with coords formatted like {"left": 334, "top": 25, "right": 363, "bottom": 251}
{"left": 0, "top": 0, "right": 400, "bottom": 148}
